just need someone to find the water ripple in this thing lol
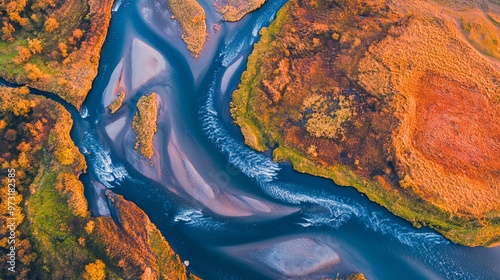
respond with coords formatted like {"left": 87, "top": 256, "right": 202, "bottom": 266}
{"left": 200, "top": 80, "right": 280, "bottom": 182}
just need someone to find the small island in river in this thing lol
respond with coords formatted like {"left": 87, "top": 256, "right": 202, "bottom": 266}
{"left": 213, "top": 0, "right": 267, "bottom": 21}
{"left": 132, "top": 93, "right": 159, "bottom": 159}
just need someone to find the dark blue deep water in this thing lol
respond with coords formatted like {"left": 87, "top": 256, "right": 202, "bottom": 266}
{"left": 56, "top": 0, "right": 500, "bottom": 279}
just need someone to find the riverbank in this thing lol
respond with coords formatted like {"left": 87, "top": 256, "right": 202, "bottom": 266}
{"left": 0, "top": 85, "right": 197, "bottom": 278}
{"left": 231, "top": 0, "right": 500, "bottom": 247}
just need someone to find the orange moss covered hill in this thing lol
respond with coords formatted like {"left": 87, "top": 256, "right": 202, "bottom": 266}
{"left": 231, "top": 0, "right": 500, "bottom": 246}
{"left": 0, "top": 0, "right": 113, "bottom": 108}
{"left": 0, "top": 86, "right": 195, "bottom": 278}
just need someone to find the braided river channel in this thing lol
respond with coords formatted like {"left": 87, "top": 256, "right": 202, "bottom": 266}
{"left": 54, "top": 0, "right": 500, "bottom": 279}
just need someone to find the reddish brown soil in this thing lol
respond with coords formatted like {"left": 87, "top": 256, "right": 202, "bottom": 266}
{"left": 413, "top": 75, "right": 500, "bottom": 178}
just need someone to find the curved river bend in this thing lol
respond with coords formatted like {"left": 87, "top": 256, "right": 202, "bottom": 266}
{"left": 58, "top": 0, "right": 500, "bottom": 279}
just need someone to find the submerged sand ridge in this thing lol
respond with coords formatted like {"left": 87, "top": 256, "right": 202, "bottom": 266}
{"left": 221, "top": 236, "right": 341, "bottom": 278}
{"left": 96, "top": 34, "right": 300, "bottom": 219}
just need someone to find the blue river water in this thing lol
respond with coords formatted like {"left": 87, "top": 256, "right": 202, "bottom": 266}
{"left": 51, "top": 0, "right": 500, "bottom": 279}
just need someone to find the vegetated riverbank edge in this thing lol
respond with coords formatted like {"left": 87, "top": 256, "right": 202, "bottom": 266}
{"left": 0, "top": 83, "right": 197, "bottom": 278}
{"left": 230, "top": 2, "right": 500, "bottom": 248}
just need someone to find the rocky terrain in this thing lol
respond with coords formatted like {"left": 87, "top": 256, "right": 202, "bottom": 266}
{"left": 231, "top": 0, "right": 500, "bottom": 246}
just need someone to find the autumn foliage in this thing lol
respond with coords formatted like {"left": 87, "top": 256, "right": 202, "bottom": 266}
{"left": 0, "top": 86, "right": 55, "bottom": 278}
{"left": 232, "top": 0, "right": 500, "bottom": 246}
{"left": 107, "top": 89, "right": 126, "bottom": 114}
{"left": 83, "top": 260, "right": 106, "bottom": 280}
{"left": 93, "top": 193, "right": 192, "bottom": 279}
{"left": 213, "top": 0, "right": 266, "bottom": 21}
{"left": 0, "top": 0, "right": 115, "bottom": 108}
{"left": 0, "top": 86, "right": 194, "bottom": 278}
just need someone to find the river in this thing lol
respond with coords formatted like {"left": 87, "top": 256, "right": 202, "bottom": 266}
{"left": 52, "top": 0, "right": 500, "bottom": 279}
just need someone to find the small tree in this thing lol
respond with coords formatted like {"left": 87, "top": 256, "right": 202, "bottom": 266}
{"left": 24, "top": 63, "right": 44, "bottom": 81}
{"left": 17, "top": 152, "right": 29, "bottom": 168}
{"left": 58, "top": 42, "right": 68, "bottom": 57}
{"left": 45, "top": 17, "right": 59, "bottom": 32}
{"left": 18, "top": 86, "right": 30, "bottom": 95}
{"left": 1, "top": 21, "right": 15, "bottom": 42}
{"left": 83, "top": 260, "right": 106, "bottom": 280}
{"left": 27, "top": 38, "right": 43, "bottom": 54}
{"left": 73, "top": 28, "right": 83, "bottom": 39}
{"left": 12, "top": 46, "right": 31, "bottom": 65}
{"left": 55, "top": 147, "right": 75, "bottom": 165}
{"left": 11, "top": 99, "right": 36, "bottom": 116}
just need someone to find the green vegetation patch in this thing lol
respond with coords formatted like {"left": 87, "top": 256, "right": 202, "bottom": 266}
{"left": 460, "top": 15, "right": 500, "bottom": 59}
{"left": 230, "top": 3, "right": 288, "bottom": 150}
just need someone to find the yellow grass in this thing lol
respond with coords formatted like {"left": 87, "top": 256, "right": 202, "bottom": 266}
{"left": 132, "top": 93, "right": 158, "bottom": 159}
{"left": 167, "top": 0, "right": 207, "bottom": 57}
